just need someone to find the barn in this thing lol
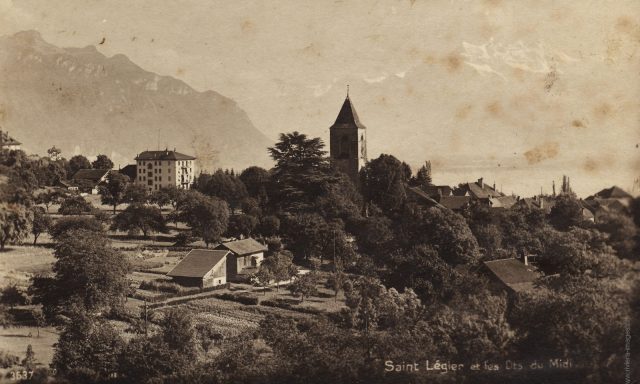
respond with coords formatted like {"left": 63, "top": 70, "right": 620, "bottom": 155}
{"left": 167, "top": 249, "right": 229, "bottom": 288}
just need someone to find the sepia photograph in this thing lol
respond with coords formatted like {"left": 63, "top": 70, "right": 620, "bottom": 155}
{"left": 0, "top": 0, "right": 638, "bottom": 383}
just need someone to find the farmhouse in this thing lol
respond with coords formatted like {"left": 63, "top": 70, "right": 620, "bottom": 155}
{"left": 454, "top": 178, "right": 503, "bottom": 203}
{"left": 167, "top": 249, "right": 229, "bottom": 288}
{"left": 483, "top": 258, "right": 541, "bottom": 294}
{"left": 72, "top": 169, "right": 110, "bottom": 194}
{"left": 215, "top": 238, "right": 267, "bottom": 279}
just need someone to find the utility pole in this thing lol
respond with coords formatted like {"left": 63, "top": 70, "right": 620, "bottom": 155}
{"left": 144, "top": 299, "right": 148, "bottom": 337}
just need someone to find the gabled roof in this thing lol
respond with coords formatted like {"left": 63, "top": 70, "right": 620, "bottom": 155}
{"left": 422, "top": 185, "right": 453, "bottom": 198}
{"left": 216, "top": 238, "right": 267, "bottom": 256}
{"left": 135, "top": 150, "right": 196, "bottom": 161}
{"left": 491, "top": 196, "right": 518, "bottom": 209}
{"left": 167, "top": 249, "right": 229, "bottom": 278}
{"left": 0, "top": 130, "right": 21, "bottom": 146}
{"left": 119, "top": 164, "right": 137, "bottom": 181}
{"left": 453, "top": 180, "right": 503, "bottom": 199}
{"left": 330, "top": 96, "right": 366, "bottom": 130}
{"left": 592, "top": 186, "right": 632, "bottom": 199}
{"left": 483, "top": 258, "right": 541, "bottom": 292}
{"left": 407, "top": 186, "right": 442, "bottom": 207}
{"left": 72, "top": 169, "right": 110, "bottom": 183}
{"left": 439, "top": 196, "right": 471, "bottom": 210}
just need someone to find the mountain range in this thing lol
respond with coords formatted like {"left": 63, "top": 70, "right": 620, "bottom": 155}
{"left": 0, "top": 30, "right": 273, "bottom": 171}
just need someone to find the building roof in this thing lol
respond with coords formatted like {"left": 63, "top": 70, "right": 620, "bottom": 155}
{"left": 135, "top": 149, "right": 196, "bottom": 161}
{"left": 490, "top": 196, "right": 518, "bottom": 209}
{"left": 216, "top": 238, "right": 267, "bottom": 256}
{"left": 167, "top": 249, "right": 229, "bottom": 278}
{"left": 439, "top": 195, "right": 471, "bottom": 210}
{"left": 591, "top": 186, "right": 632, "bottom": 199}
{"left": 0, "top": 130, "right": 21, "bottom": 146}
{"left": 406, "top": 186, "right": 442, "bottom": 207}
{"left": 119, "top": 164, "right": 137, "bottom": 181}
{"left": 483, "top": 258, "right": 541, "bottom": 293}
{"left": 422, "top": 185, "right": 453, "bottom": 198}
{"left": 72, "top": 169, "right": 110, "bottom": 183}
{"left": 454, "top": 179, "right": 503, "bottom": 199}
{"left": 330, "top": 96, "right": 366, "bottom": 130}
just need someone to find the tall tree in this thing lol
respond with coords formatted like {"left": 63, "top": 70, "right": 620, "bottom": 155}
{"left": 175, "top": 191, "right": 229, "bottom": 247}
{"left": 150, "top": 185, "right": 183, "bottom": 209}
{"left": 288, "top": 271, "right": 320, "bottom": 302}
{"left": 268, "top": 131, "right": 333, "bottom": 212}
{"left": 360, "top": 154, "right": 408, "bottom": 215}
{"left": 36, "top": 189, "right": 64, "bottom": 212}
{"left": 47, "top": 146, "right": 62, "bottom": 161}
{"left": 58, "top": 195, "right": 93, "bottom": 215}
{"left": 91, "top": 154, "right": 114, "bottom": 170}
{"left": 32, "top": 229, "right": 129, "bottom": 318}
{"left": 111, "top": 203, "right": 167, "bottom": 238}
{"left": 259, "top": 251, "right": 298, "bottom": 291}
{"left": 67, "top": 155, "right": 92, "bottom": 176}
{"left": 595, "top": 211, "right": 637, "bottom": 260}
{"left": 31, "top": 206, "right": 52, "bottom": 245}
{"left": 0, "top": 203, "right": 32, "bottom": 250}
{"left": 413, "top": 161, "right": 432, "bottom": 187}
{"left": 239, "top": 166, "right": 271, "bottom": 204}
{"left": 549, "top": 194, "right": 584, "bottom": 230}
{"left": 123, "top": 183, "right": 148, "bottom": 205}
{"left": 53, "top": 312, "right": 124, "bottom": 382}
{"left": 195, "top": 170, "right": 248, "bottom": 211}
{"left": 99, "top": 172, "right": 130, "bottom": 214}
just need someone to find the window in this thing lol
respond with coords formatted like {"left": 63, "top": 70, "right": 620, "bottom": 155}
{"left": 147, "top": 180, "right": 153, "bottom": 186}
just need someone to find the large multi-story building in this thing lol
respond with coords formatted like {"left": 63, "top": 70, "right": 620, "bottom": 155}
{"left": 134, "top": 149, "right": 196, "bottom": 192}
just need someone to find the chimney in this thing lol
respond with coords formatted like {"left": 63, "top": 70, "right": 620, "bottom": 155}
{"left": 477, "top": 177, "right": 484, "bottom": 189}
{"left": 540, "top": 198, "right": 544, "bottom": 210}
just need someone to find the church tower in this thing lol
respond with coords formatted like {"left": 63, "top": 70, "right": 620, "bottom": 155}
{"left": 329, "top": 88, "right": 367, "bottom": 185}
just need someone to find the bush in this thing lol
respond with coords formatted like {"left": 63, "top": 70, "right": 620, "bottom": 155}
{"left": 174, "top": 231, "right": 194, "bottom": 247}
{"left": 1, "top": 285, "right": 28, "bottom": 308}
{"left": 0, "top": 351, "right": 20, "bottom": 368}
{"left": 50, "top": 216, "right": 103, "bottom": 241}
{"left": 58, "top": 195, "right": 93, "bottom": 215}
{"left": 139, "top": 280, "right": 187, "bottom": 294}
{"left": 129, "top": 259, "right": 164, "bottom": 272}
{"left": 214, "top": 293, "right": 259, "bottom": 305}
{"left": 260, "top": 299, "right": 322, "bottom": 314}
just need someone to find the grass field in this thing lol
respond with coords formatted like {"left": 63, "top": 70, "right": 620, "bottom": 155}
{"left": 0, "top": 326, "right": 59, "bottom": 367}
{"left": 0, "top": 246, "right": 55, "bottom": 288}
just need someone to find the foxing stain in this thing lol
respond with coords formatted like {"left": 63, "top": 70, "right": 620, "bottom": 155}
{"left": 524, "top": 142, "right": 559, "bottom": 165}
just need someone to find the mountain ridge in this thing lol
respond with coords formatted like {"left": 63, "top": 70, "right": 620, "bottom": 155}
{"left": 0, "top": 30, "right": 273, "bottom": 171}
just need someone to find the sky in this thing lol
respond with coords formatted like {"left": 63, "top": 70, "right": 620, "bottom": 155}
{"left": 1, "top": 0, "right": 639, "bottom": 197}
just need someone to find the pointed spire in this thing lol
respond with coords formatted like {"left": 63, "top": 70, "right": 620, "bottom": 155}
{"left": 331, "top": 88, "right": 366, "bottom": 129}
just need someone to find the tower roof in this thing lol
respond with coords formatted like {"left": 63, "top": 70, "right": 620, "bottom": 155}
{"left": 331, "top": 96, "right": 366, "bottom": 130}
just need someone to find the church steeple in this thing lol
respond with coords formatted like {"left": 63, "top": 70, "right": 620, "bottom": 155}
{"left": 329, "top": 89, "right": 367, "bottom": 186}
{"left": 331, "top": 93, "right": 366, "bottom": 130}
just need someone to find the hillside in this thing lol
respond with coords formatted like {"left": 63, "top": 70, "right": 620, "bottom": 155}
{"left": 0, "top": 30, "right": 273, "bottom": 170}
